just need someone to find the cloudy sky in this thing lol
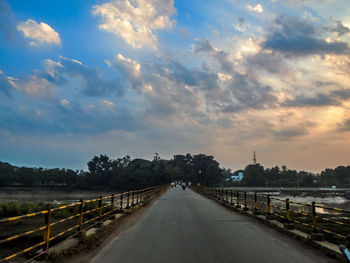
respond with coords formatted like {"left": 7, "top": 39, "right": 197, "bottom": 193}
{"left": 1, "top": 0, "right": 350, "bottom": 172}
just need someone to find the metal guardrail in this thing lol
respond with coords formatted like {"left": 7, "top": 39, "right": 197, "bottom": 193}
{"left": 0, "top": 185, "right": 167, "bottom": 262}
{"left": 201, "top": 187, "right": 349, "bottom": 242}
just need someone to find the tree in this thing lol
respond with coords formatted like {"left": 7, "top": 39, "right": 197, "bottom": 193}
{"left": 242, "top": 164, "right": 265, "bottom": 186}
{"left": 87, "top": 154, "right": 111, "bottom": 174}
{"left": 192, "top": 154, "right": 223, "bottom": 186}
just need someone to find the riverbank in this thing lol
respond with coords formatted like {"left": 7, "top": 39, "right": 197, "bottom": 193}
{"left": 0, "top": 187, "right": 114, "bottom": 204}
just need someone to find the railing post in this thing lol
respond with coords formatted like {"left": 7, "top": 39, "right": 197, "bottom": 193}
{"left": 283, "top": 198, "right": 295, "bottom": 229}
{"left": 78, "top": 199, "right": 84, "bottom": 232}
{"left": 111, "top": 194, "right": 115, "bottom": 214}
{"left": 132, "top": 191, "right": 135, "bottom": 206}
{"left": 225, "top": 190, "right": 228, "bottom": 203}
{"left": 230, "top": 190, "right": 233, "bottom": 204}
{"left": 286, "top": 198, "right": 290, "bottom": 222}
{"left": 267, "top": 194, "right": 271, "bottom": 215}
{"left": 98, "top": 196, "right": 103, "bottom": 222}
{"left": 43, "top": 204, "right": 52, "bottom": 250}
{"left": 244, "top": 192, "right": 248, "bottom": 210}
{"left": 127, "top": 191, "right": 130, "bottom": 208}
{"left": 312, "top": 201, "right": 317, "bottom": 233}
{"left": 310, "top": 201, "right": 324, "bottom": 240}
{"left": 136, "top": 190, "right": 139, "bottom": 204}
{"left": 236, "top": 191, "right": 240, "bottom": 208}
{"left": 254, "top": 193, "right": 258, "bottom": 214}
{"left": 120, "top": 193, "right": 123, "bottom": 211}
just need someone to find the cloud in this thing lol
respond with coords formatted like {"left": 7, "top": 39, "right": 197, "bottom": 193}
{"left": 225, "top": 72, "right": 277, "bottom": 111}
{"left": 328, "top": 19, "right": 350, "bottom": 37}
{"left": 245, "top": 51, "right": 290, "bottom": 74}
{"left": 92, "top": 0, "right": 176, "bottom": 49}
{"left": 0, "top": 70, "right": 13, "bottom": 97}
{"left": 218, "top": 73, "right": 232, "bottom": 81}
{"left": 12, "top": 74, "right": 56, "bottom": 99}
{"left": 0, "top": 101, "right": 141, "bottom": 135}
{"left": 106, "top": 53, "right": 141, "bottom": 81}
{"left": 107, "top": 52, "right": 221, "bottom": 93}
{"left": 235, "top": 17, "right": 248, "bottom": 32}
{"left": 9, "top": 57, "right": 124, "bottom": 99}
{"left": 264, "top": 15, "right": 350, "bottom": 56}
{"left": 17, "top": 19, "right": 61, "bottom": 46}
{"left": 141, "top": 60, "right": 208, "bottom": 115}
{"left": 283, "top": 88, "right": 350, "bottom": 107}
{"left": 191, "top": 38, "right": 279, "bottom": 113}
{"left": 272, "top": 126, "right": 309, "bottom": 140}
{"left": 60, "top": 99, "right": 70, "bottom": 107}
{"left": 46, "top": 57, "right": 123, "bottom": 97}
{"left": 285, "top": 94, "right": 337, "bottom": 107}
{"left": 179, "top": 28, "right": 190, "bottom": 37}
{"left": 247, "top": 4, "right": 264, "bottom": 13}
{"left": 104, "top": 52, "right": 217, "bottom": 122}
{"left": 164, "top": 60, "right": 220, "bottom": 90}
{"left": 0, "top": 0, "right": 17, "bottom": 41}
{"left": 330, "top": 89, "right": 350, "bottom": 99}
{"left": 99, "top": 99, "right": 115, "bottom": 109}
{"left": 192, "top": 39, "right": 233, "bottom": 72}
{"left": 339, "top": 118, "right": 350, "bottom": 132}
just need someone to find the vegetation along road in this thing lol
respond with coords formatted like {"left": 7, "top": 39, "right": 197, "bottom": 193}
{"left": 91, "top": 187, "right": 338, "bottom": 263}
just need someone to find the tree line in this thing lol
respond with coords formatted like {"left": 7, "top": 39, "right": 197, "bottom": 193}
{"left": 226, "top": 163, "right": 350, "bottom": 188}
{"left": 0, "top": 153, "right": 223, "bottom": 191}
{"left": 1, "top": 156, "right": 349, "bottom": 190}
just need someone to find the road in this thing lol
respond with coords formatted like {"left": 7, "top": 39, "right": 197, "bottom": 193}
{"left": 91, "top": 187, "right": 339, "bottom": 263}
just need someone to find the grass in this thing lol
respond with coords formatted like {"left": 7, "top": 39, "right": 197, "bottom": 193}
{"left": 0, "top": 201, "right": 47, "bottom": 218}
{"left": 0, "top": 187, "right": 167, "bottom": 262}
{"left": 0, "top": 200, "right": 102, "bottom": 261}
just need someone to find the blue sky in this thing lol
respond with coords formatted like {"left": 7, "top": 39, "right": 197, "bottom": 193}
{"left": 1, "top": 0, "right": 350, "bottom": 172}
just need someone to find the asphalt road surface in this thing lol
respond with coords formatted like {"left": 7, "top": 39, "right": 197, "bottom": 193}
{"left": 91, "top": 187, "right": 338, "bottom": 263}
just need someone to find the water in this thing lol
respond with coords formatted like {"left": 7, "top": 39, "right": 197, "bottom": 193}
{"left": 2, "top": 187, "right": 350, "bottom": 213}
{"left": 273, "top": 195, "right": 350, "bottom": 214}
{"left": 218, "top": 187, "right": 350, "bottom": 215}
{"left": 0, "top": 188, "right": 114, "bottom": 205}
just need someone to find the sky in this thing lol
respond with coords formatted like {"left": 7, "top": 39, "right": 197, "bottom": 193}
{"left": 0, "top": 0, "right": 350, "bottom": 173}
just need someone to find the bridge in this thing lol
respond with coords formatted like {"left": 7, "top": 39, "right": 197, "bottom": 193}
{"left": 91, "top": 187, "right": 338, "bottom": 263}
{"left": 222, "top": 187, "right": 350, "bottom": 197}
{"left": 0, "top": 186, "right": 348, "bottom": 262}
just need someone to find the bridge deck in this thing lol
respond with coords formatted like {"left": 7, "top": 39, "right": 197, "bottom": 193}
{"left": 92, "top": 187, "right": 338, "bottom": 263}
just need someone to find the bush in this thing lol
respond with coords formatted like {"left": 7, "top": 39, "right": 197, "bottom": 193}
{"left": 0, "top": 201, "right": 46, "bottom": 218}
{"left": 0, "top": 202, "right": 20, "bottom": 217}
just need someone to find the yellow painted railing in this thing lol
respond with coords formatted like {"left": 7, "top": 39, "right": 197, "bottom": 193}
{"left": 200, "top": 187, "right": 350, "bottom": 242}
{"left": 0, "top": 185, "right": 167, "bottom": 262}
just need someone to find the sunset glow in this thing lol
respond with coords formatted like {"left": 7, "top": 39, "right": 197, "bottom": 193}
{"left": 0, "top": 0, "right": 350, "bottom": 172}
